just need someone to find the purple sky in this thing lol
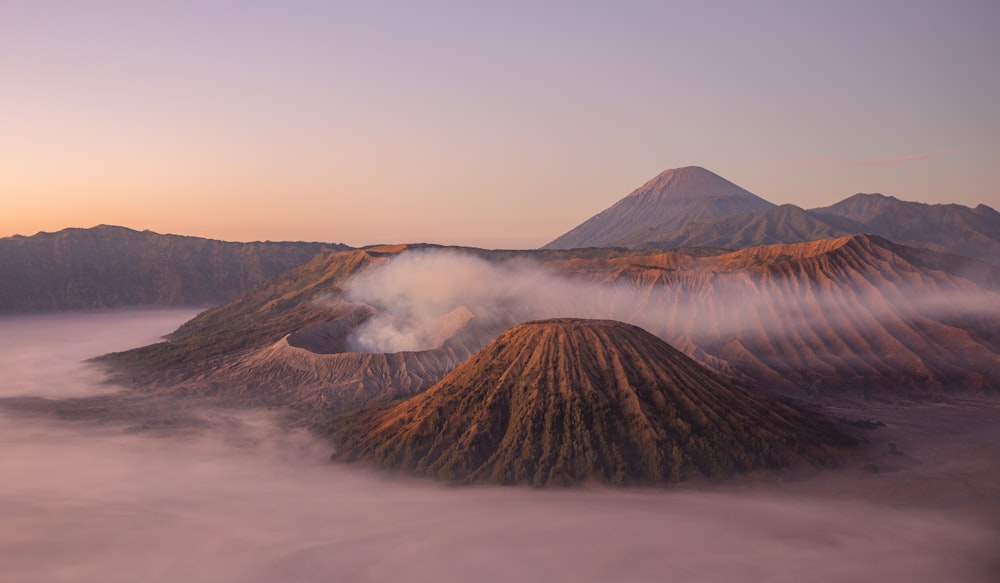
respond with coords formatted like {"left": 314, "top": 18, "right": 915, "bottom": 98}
{"left": 2, "top": 0, "right": 998, "bottom": 247}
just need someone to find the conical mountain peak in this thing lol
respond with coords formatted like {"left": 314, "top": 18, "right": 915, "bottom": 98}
{"left": 335, "top": 319, "right": 852, "bottom": 486}
{"left": 544, "top": 166, "right": 775, "bottom": 249}
{"left": 627, "top": 166, "right": 767, "bottom": 203}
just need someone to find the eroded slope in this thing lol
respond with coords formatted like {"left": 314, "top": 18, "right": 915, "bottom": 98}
{"left": 335, "top": 319, "right": 853, "bottom": 485}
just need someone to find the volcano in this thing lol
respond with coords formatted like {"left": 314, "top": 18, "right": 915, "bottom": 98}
{"left": 544, "top": 166, "right": 775, "bottom": 249}
{"left": 335, "top": 319, "right": 852, "bottom": 486}
{"left": 543, "top": 167, "right": 1000, "bottom": 265}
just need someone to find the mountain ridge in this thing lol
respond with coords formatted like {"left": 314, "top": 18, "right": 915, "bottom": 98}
{"left": 544, "top": 167, "right": 1000, "bottom": 265}
{"left": 98, "top": 234, "right": 1000, "bottom": 425}
{"left": 334, "top": 318, "right": 854, "bottom": 486}
{"left": 0, "top": 225, "right": 350, "bottom": 313}
{"left": 810, "top": 194, "right": 1000, "bottom": 263}
{"left": 545, "top": 166, "right": 776, "bottom": 249}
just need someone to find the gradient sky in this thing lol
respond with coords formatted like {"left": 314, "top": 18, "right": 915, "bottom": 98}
{"left": 2, "top": 0, "right": 998, "bottom": 248}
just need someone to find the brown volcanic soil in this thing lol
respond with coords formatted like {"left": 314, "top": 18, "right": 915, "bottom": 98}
{"left": 335, "top": 319, "right": 854, "bottom": 486}
{"left": 549, "top": 234, "right": 1000, "bottom": 396}
{"left": 100, "top": 234, "right": 1000, "bottom": 427}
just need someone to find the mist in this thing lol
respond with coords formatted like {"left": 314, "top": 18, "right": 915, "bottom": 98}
{"left": 0, "top": 309, "right": 202, "bottom": 399}
{"left": 2, "top": 310, "right": 998, "bottom": 582}
{"left": 341, "top": 249, "right": 1000, "bottom": 353}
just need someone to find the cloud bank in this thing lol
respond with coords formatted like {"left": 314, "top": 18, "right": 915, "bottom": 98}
{"left": 1, "top": 307, "right": 998, "bottom": 583}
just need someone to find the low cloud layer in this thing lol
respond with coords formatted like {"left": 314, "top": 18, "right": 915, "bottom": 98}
{"left": 2, "top": 412, "right": 997, "bottom": 583}
{"left": 0, "top": 309, "right": 200, "bottom": 398}
{"left": 2, "top": 311, "right": 999, "bottom": 582}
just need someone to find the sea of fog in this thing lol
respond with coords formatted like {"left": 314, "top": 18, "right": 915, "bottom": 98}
{"left": 1, "top": 310, "right": 997, "bottom": 582}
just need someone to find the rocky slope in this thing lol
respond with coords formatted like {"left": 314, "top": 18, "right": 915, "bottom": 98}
{"left": 552, "top": 235, "right": 1000, "bottom": 395}
{"left": 101, "top": 247, "right": 392, "bottom": 374}
{"left": 101, "top": 236, "right": 1000, "bottom": 424}
{"left": 544, "top": 166, "right": 775, "bottom": 249}
{"left": 810, "top": 193, "right": 1000, "bottom": 264}
{"left": 0, "top": 225, "right": 349, "bottom": 312}
{"left": 642, "top": 204, "right": 859, "bottom": 249}
{"left": 334, "top": 319, "right": 853, "bottom": 486}
{"left": 99, "top": 245, "right": 510, "bottom": 418}
{"left": 544, "top": 167, "right": 1000, "bottom": 266}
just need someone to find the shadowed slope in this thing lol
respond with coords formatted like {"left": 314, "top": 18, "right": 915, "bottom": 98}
{"left": 582, "top": 235, "right": 1000, "bottom": 395}
{"left": 0, "top": 225, "right": 348, "bottom": 313}
{"left": 544, "top": 169, "right": 1000, "bottom": 264}
{"left": 335, "top": 319, "right": 852, "bottom": 486}
{"left": 97, "top": 246, "right": 501, "bottom": 418}
{"left": 100, "top": 235, "right": 1000, "bottom": 425}
{"left": 643, "top": 204, "right": 861, "bottom": 249}
{"left": 545, "top": 167, "right": 775, "bottom": 249}
{"left": 99, "top": 248, "right": 388, "bottom": 375}
{"left": 810, "top": 194, "right": 1000, "bottom": 265}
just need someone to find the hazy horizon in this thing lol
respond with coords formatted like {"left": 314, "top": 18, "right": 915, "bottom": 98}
{"left": 4, "top": 172, "right": 998, "bottom": 249}
{"left": 3, "top": 1, "right": 999, "bottom": 248}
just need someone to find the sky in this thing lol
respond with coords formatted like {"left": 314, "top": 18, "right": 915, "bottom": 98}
{"left": 2, "top": 0, "right": 998, "bottom": 248}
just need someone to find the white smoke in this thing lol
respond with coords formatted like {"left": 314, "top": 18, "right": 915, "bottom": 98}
{"left": 340, "top": 249, "right": 1000, "bottom": 355}
{"left": 342, "top": 252, "right": 599, "bottom": 351}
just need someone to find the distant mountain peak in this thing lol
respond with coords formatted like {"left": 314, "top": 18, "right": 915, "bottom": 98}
{"left": 544, "top": 166, "right": 775, "bottom": 249}
{"left": 848, "top": 192, "right": 893, "bottom": 199}
{"left": 628, "top": 165, "right": 715, "bottom": 190}
{"left": 625, "top": 165, "right": 768, "bottom": 203}
{"left": 973, "top": 204, "right": 1000, "bottom": 219}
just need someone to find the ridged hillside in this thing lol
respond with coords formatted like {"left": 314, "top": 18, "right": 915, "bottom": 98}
{"left": 810, "top": 193, "right": 1000, "bottom": 264}
{"left": 335, "top": 319, "right": 853, "bottom": 486}
{"left": 588, "top": 235, "right": 1000, "bottom": 395}
{"left": 98, "top": 245, "right": 505, "bottom": 417}
{"left": 643, "top": 204, "right": 861, "bottom": 249}
{"left": 0, "top": 225, "right": 348, "bottom": 312}
{"left": 101, "top": 236, "right": 1000, "bottom": 424}
{"left": 101, "top": 248, "right": 392, "bottom": 375}
{"left": 544, "top": 167, "right": 774, "bottom": 249}
{"left": 543, "top": 167, "right": 1000, "bottom": 266}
